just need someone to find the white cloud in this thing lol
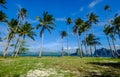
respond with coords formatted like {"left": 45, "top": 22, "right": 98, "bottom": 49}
{"left": 56, "top": 18, "right": 66, "bottom": 22}
{"left": 80, "top": 7, "right": 84, "bottom": 12}
{"left": 89, "top": 0, "right": 102, "bottom": 8}
{"left": 26, "top": 18, "right": 39, "bottom": 24}
{"left": 16, "top": 4, "right": 22, "bottom": 9}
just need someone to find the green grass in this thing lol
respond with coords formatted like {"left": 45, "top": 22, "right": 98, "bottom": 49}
{"left": 0, "top": 56, "right": 120, "bottom": 77}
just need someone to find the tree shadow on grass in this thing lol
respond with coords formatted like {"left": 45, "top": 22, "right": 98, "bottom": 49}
{"left": 88, "top": 62, "right": 120, "bottom": 69}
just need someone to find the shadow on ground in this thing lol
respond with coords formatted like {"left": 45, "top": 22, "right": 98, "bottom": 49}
{"left": 88, "top": 62, "right": 120, "bottom": 69}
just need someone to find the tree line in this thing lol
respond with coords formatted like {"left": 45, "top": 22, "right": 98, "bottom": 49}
{"left": 0, "top": 0, "right": 120, "bottom": 58}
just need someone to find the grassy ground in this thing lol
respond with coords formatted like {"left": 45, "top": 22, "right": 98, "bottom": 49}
{"left": 0, "top": 56, "right": 120, "bottom": 77}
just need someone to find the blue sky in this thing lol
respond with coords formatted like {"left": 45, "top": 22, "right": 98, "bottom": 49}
{"left": 0, "top": 0, "right": 120, "bottom": 52}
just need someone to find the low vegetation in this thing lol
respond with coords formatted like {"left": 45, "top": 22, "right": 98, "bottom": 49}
{"left": 0, "top": 57, "right": 120, "bottom": 77}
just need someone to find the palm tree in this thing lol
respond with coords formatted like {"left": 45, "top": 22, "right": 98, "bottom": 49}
{"left": 3, "top": 19, "right": 18, "bottom": 57}
{"left": 104, "top": 5, "right": 110, "bottom": 11}
{"left": 61, "top": 31, "right": 68, "bottom": 56}
{"left": 103, "top": 25, "right": 114, "bottom": 57}
{"left": 18, "top": 8, "right": 28, "bottom": 22}
{"left": 0, "top": 0, "right": 7, "bottom": 9}
{"left": 106, "top": 25, "right": 120, "bottom": 57}
{"left": 0, "top": 11, "right": 7, "bottom": 22}
{"left": 73, "top": 18, "right": 85, "bottom": 58}
{"left": 86, "top": 34, "right": 101, "bottom": 57}
{"left": 13, "top": 8, "right": 28, "bottom": 55}
{"left": 112, "top": 16, "right": 120, "bottom": 40}
{"left": 66, "top": 17, "right": 72, "bottom": 56}
{"left": 14, "top": 22, "right": 36, "bottom": 57}
{"left": 87, "top": 12, "right": 99, "bottom": 34}
{"left": 36, "top": 11, "right": 55, "bottom": 57}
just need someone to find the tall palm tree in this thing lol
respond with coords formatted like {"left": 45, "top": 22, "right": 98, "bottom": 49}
{"left": 112, "top": 16, "right": 120, "bottom": 39}
{"left": 103, "top": 25, "right": 114, "bottom": 57}
{"left": 3, "top": 19, "right": 18, "bottom": 57}
{"left": 36, "top": 11, "right": 55, "bottom": 57}
{"left": 107, "top": 26, "right": 120, "bottom": 57}
{"left": 73, "top": 18, "right": 85, "bottom": 58}
{"left": 0, "top": 11, "right": 7, "bottom": 22}
{"left": 66, "top": 17, "right": 72, "bottom": 56}
{"left": 0, "top": 0, "right": 7, "bottom": 9}
{"left": 61, "top": 31, "right": 68, "bottom": 56}
{"left": 87, "top": 12, "right": 99, "bottom": 34}
{"left": 13, "top": 8, "right": 28, "bottom": 55}
{"left": 14, "top": 22, "right": 36, "bottom": 57}
{"left": 86, "top": 34, "right": 100, "bottom": 57}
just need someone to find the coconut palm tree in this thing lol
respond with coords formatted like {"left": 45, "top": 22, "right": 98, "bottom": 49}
{"left": 36, "top": 11, "right": 55, "bottom": 57}
{"left": 66, "top": 17, "right": 72, "bottom": 56}
{"left": 103, "top": 25, "right": 114, "bottom": 57}
{"left": 12, "top": 8, "right": 28, "bottom": 55}
{"left": 112, "top": 16, "right": 120, "bottom": 39}
{"left": 86, "top": 34, "right": 100, "bottom": 57}
{"left": 0, "top": 0, "right": 7, "bottom": 9}
{"left": 73, "top": 18, "right": 85, "bottom": 58}
{"left": 106, "top": 25, "right": 120, "bottom": 57}
{"left": 3, "top": 19, "right": 18, "bottom": 57}
{"left": 104, "top": 5, "right": 110, "bottom": 11}
{"left": 87, "top": 12, "right": 99, "bottom": 34}
{"left": 14, "top": 22, "right": 36, "bottom": 57}
{"left": 61, "top": 31, "right": 68, "bottom": 56}
{"left": 0, "top": 11, "right": 7, "bottom": 22}
{"left": 60, "top": 31, "right": 68, "bottom": 56}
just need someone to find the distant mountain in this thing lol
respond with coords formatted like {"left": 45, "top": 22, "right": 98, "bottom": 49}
{"left": 93, "top": 48, "right": 120, "bottom": 57}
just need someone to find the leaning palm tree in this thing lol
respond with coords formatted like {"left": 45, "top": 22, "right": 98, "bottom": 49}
{"left": 14, "top": 22, "right": 36, "bottom": 57}
{"left": 106, "top": 25, "right": 120, "bottom": 58}
{"left": 73, "top": 18, "right": 85, "bottom": 58}
{"left": 12, "top": 8, "right": 28, "bottom": 55}
{"left": 36, "top": 11, "right": 55, "bottom": 57}
{"left": 87, "top": 12, "right": 99, "bottom": 34}
{"left": 3, "top": 19, "right": 18, "bottom": 57}
{"left": 66, "top": 17, "right": 72, "bottom": 56}
{"left": 112, "top": 16, "right": 120, "bottom": 40}
{"left": 0, "top": 11, "right": 7, "bottom": 22}
{"left": 61, "top": 31, "right": 68, "bottom": 56}
{"left": 103, "top": 25, "right": 114, "bottom": 57}
{"left": 85, "top": 34, "right": 101, "bottom": 57}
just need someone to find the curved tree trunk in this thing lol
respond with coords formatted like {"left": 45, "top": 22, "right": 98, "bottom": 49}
{"left": 94, "top": 45, "right": 99, "bottom": 57}
{"left": 3, "top": 38, "right": 11, "bottom": 58}
{"left": 14, "top": 36, "right": 23, "bottom": 57}
{"left": 84, "top": 34, "right": 88, "bottom": 57}
{"left": 39, "top": 33, "right": 44, "bottom": 57}
{"left": 106, "top": 36, "right": 114, "bottom": 58}
{"left": 90, "top": 46, "right": 92, "bottom": 57}
{"left": 12, "top": 36, "right": 21, "bottom": 56}
{"left": 112, "top": 38, "right": 120, "bottom": 58}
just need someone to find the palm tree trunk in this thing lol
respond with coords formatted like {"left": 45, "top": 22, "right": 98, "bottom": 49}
{"left": 94, "top": 45, "right": 98, "bottom": 57}
{"left": 62, "top": 38, "right": 64, "bottom": 56}
{"left": 106, "top": 36, "right": 114, "bottom": 57}
{"left": 3, "top": 38, "right": 11, "bottom": 58}
{"left": 12, "top": 36, "right": 21, "bottom": 56}
{"left": 14, "top": 36, "right": 23, "bottom": 57}
{"left": 112, "top": 38, "right": 120, "bottom": 57}
{"left": 77, "top": 35, "right": 83, "bottom": 58}
{"left": 84, "top": 34, "right": 88, "bottom": 57}
{"left": 39, "top": 33, "right": 44, "bottom": 57}
{"left": 67, "top": 26, "right": 69, "bottom": 56}
{"left": 90, "top": 46, "right": 93, "bottom": 57}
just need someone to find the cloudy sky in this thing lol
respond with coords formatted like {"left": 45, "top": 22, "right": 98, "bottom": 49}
{"left": 0, "top": 0, "right": 120, "bottom": 52}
